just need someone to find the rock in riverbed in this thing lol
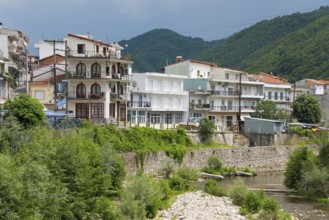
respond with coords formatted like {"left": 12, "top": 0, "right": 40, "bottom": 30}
{"left": 157, "top": 190, "right": 245, "bottom": 220}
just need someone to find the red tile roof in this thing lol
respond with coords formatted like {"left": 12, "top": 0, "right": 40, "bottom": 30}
{"left": 305, "top": 78, "right": 329, "bottom": 85}
{"left": 252, "top": 72, "right": 290, "bottom": 85}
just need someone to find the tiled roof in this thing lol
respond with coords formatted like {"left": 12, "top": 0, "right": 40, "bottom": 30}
{"left": 252, "top": 72, "right": 290, "bottom": 85}
{"left": 306, "top": 78, "right": 329, "bottom": 85}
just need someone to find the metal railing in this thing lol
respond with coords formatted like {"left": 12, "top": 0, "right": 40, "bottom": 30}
{"left": 207, "top": 90, "right": 239, "bottom": 96}
{"left": 67, "top": 71, "right": 129, "bottom": 80}
{"left": 190, "top": 103, "right": 210, "bottom": 110}
{"left": 263, "top": 95, "right": 290, "bottom": 101}
{"left": 209, "top": 105, "right": 255, "bottom": 112}
{"left": 67, "top": 92, "right": 105, "bottom": 100}
{"left": 128, "top": 101, "right": 152, "bottom": 108}
{"left": 67, "top": 50, "right": 132, "bottom": 60}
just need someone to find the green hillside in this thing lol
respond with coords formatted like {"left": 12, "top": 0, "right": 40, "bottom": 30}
{"left": 119, "top": 6, "right": 329, "bottom": 81}
{"left": 198, "top": 6, "right": 329, "bottom": 74}
{"left": 241, "top": 14, "right": 329, "bottom": 82}
{"left": 119, "top": 29, "right": 217, "bottom": 72}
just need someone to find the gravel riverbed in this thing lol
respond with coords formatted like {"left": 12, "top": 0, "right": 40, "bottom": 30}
{"left": 156, "top": 190, "right": 246, "bottom": 220}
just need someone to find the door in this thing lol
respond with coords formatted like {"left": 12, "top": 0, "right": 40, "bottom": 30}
{"left": 76, "top": 103, "right": 89, "bottom": 119}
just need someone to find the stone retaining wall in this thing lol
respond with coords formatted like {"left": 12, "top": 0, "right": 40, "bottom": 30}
{"left": 121, "top": 145, "right": 301, "bottom": 175}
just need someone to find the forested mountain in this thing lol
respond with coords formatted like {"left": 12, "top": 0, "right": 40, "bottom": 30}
{"left": 119, "top": 29, "right": 218, "bottom": 72}
{"left": 200, "top": 6, "right": 329, "bottom": 81}
{"left": 120, "top": 6, "right": 329, "bottom": 81}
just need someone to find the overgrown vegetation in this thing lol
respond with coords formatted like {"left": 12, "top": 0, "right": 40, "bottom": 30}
{"left": 284, "top": 132, "right": 329, "bottom": 200}
{"left": 198, "top": 118, "right": 215, "bottom": 144}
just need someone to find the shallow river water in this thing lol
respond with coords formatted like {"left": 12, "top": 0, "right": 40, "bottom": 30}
{"left": 201, "top": 171, "right": 329, "bottom": 220}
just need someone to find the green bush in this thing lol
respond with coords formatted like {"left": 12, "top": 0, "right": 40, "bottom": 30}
{"left": 229, "top": 180, "right": 248, "bottom": 206}
{"left": 204, "top": 179, "right": 226, "bottom": 197}
{"left": 169, "top": 175, "right": 189, "bottom": 192}
{"left": 198, "top": 118, "right": 215, "bottom": 144}
{"left": 241, "top": 190, "right": 265, "bottom": 214}
{"left": 202, "top": 156, "right": 223, "bottom": 174}
{"left": 261, "top": 197, "right": 280, "bottom": 213}
{"left": 176, "top": 166, "right": 198, "bottom": 181}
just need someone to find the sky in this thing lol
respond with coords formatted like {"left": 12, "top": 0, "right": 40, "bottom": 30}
{"left": 1, "top": 0, "right": 329, "bottom": 54}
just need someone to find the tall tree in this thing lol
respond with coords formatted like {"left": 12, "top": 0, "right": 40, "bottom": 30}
{"left": 3, "top": 94, "right": 45, "bottom": 129}
{"left": 292, "top": 94, "right": 321, "bottom": 124}
{"left": 253, "top": 100, "right": 290, "bottom": 120}
{"left": 198, "top": 118, "right": 215, "bottom": 144}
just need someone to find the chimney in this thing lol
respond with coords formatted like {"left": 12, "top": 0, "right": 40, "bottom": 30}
{"left": 176, "top": 56, "right": 184, "bottom": 63}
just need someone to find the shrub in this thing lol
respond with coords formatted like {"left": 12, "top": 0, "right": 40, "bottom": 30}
{"left": 241, "top": 190, "right": 265, "bottom": 214}
{"left": 169, "top": 175, "right": 189, "bottom": 192}
{"left": 261, "top": 197, "right": 279, "bottom": 213}
{"left": 202, "top": 156, "right": 223, "bottom": 174}
{"left": 204, "top": 179, "right": 226, "bottom": 197}
{"left": 198, "top": 118, "right": 215, "bottom": 144}
{"left": 176, "top": 166, "right": 198, "bottom": 181}
{"left": 229, "top": 180, "right": 248, "bottom": 206}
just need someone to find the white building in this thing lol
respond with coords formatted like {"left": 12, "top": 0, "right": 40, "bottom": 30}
{"left": 34, "top": 40, "right": 65, "bottom": 60}
{"left": 164, "top": 57, "right": 264, "bottom": 131}
{"left": 252, "top": 72, "right": 291, "bottom": 110}
{"left": 294, "top": 78, "right": 329, "bottom": 96}
{"left": 0, "top": 26, "right": 29, "bottom": 104}
{"left": 65, "top": 33, "right": 133, "bottom": 125}
{"left": 129, "top": 72, "right": 188, "bottom": 129}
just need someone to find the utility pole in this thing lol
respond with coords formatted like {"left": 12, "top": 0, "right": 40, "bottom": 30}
{"left": 45, "top": 39, "right": 65, "bottom": 111}
{"left": 238, "top": 72, "right": 242, "bottom": 133}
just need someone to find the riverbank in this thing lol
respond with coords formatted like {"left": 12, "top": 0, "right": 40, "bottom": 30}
{"left": 156, "top": 190, "right": 245, "bottom": 220}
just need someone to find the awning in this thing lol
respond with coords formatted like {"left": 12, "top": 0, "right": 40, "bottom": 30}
{"left": 240, "top": 114, "right": 251, "bottom": 121}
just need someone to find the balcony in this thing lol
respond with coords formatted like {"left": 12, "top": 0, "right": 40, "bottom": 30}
{"left": 67, "top": 71, "right": 130, "bottom": 81}
{"left": 263, "top": 95, "right": 291, "bottom": 102}
{"left": 209, "top": 105, "right": 255, "bottom": 112}
{"left": 207, "top": 90, "right": 239, "bottom": 96}
{"left": 128, "top": 101, "right": 151, "bottom": 108}
{"left": 67, "top": 50, "right": 132, "bottom": 61}
{"left": 190, "top": 103, "right": 210, "bottom": 110}
{"left": 67, "top": 92, "right": 105, "bottom": 100}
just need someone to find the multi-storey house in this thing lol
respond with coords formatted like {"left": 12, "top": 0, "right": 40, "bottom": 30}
{"left": 208, "top": 68, "right": 263, "bottom": 130}
{"left": 294, "top": 78, "right": 329, "bottom": 96}
{"left": 164, "top": 57, "right": 264, "bottom": 131}
{"left": 252, "top": 72, "right": 291, "bottom": 110}
{"left": 129, "top": 72, "right": 188, "bottom": 129}
{"left": 65, "top": 34, "right": 133, "bottom": 125}
{"left": 0, "top": 26, "right": 29, "bottom": 104}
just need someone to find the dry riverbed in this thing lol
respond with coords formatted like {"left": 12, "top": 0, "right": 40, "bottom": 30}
{"left": 156, "top": 190, "right": 245, "bottom": 220}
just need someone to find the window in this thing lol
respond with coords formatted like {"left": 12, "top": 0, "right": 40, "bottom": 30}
{"left": 280, "top": 92, "right": 284, "bottom": 100}
{"left": 91, "top": 83, "right": 101, "bottom": 95}
{"left": 235, "top": 74, "right": 239, "bottom": 80}
{"left": 175, "top": 114, "right": 182, "bottom": 123}
{"left": 150, "top": 113, "right": 160, "bottom": 123}
{"left": 228, "top": 101, "right": 233, "bottom": 110}
{"left": 76, "top": 103, "right": 89, "bottom": 119}
{"left": 225, "top": 73, "right": 229, "bottom": 80}
{"left": 268, "top": 91, "right": 272, "bottom": 99}
{"left": 76, "top": 63, "right": 86, "bottom": 77}
{"left": 226, "top": 116, "right": 233, "bottom": 127}
{"left": 91, "top": 103, "right": 104, "bottom": 118}
{"left": 103, "top": 47, "right": 107, "bottom": 56}
{"left": 228, "top": 88, "right": 234, "bottom": 96}
{"left": 77, "top": 44, "right": 85, "bottom": 54}
{"left": 96, "top": 45, "right": 99, "bottom": 53}
{"left": 91, "top": 63, "right": 101, "bottom": 78}
{"left": 138, "top": 111, "right": 146, "bottom": 123}
{"left": 34, "top": 90, "right": 45, "bottom": 100}
{"left": 197, "top": 70, "right": 200, "bottom": 77}
{"left": 208, "top": 115, "right": 215, "bottom": 123}
{"left": 76, "top": 83, "right": 86, "bottom": 98}
{"left": 165, "top": 114, "right": 172, "bottom": 123}
{"left": 274, "top": 92, "right": 278, "bottom": 100}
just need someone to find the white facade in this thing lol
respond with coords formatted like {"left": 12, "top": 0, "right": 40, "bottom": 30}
{"left": 0, "top": 27, "right": 29, "bottom": 104}
{"left": 65, "top": 33, "right": 133, "bottom": 125}
{"left": 34, "top": 40, "right": 65, "bottom": 60}
{"left": 129, "top": 72, "right": 188, "bottom": 129}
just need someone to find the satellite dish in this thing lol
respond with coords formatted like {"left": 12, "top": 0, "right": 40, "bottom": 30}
{"left": 132, "top": 81, "right": 137, "bottom": 87}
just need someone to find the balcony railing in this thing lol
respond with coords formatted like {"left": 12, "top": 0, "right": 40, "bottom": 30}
{"left": 207, "top": 90, "right": 239, "bottom": 96}
{"left": 263, "top": 95, "right": 290, "bottom": 101}
{"left": 128, "top": 101, "right": 151, "bottom": 108}
{"left": 67, "top": 71, "right": 129, "bottom": 80}
{"left": 190, "top": 103, "right": 210, "bottom": 110}
{"left": 209, "top": 106, "right": 255, "bottom": 112}
{"left": 67, "top": 92, "right": 105, "bottom": 100}
{"left": 67, "top": 50, "right": 132, "bottom": 60}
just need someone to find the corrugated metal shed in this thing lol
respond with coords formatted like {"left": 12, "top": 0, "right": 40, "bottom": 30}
{"left": 244, "top": 118, "right": 284, "bottom": 134}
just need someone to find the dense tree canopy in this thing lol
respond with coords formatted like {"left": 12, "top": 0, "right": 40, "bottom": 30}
{"left": 292, "top": 94, "right": 321, "bottom": 124}
{"left": 3, "top": 94, "right": 45, "bottom": 128}
{"left": 252, "top": 100, "right": 289, "bottom": 121}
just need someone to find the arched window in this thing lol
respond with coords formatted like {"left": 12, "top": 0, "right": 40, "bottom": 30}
{"left": 76, "top": 63, "right": 86, "bottom": 78}
{"left": 91, "top": 83, "right": 101, "bottom": 95}
{"left": 76, "top": 83, "right": 86, "bottom": 98}
{"left": 91, "top": 63, "right": 101, "bottom": 78}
